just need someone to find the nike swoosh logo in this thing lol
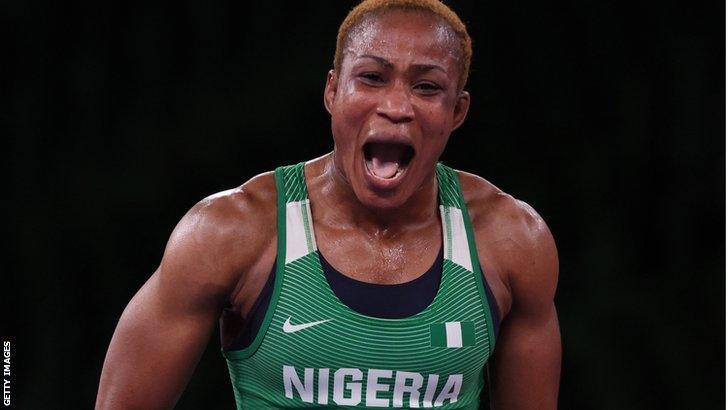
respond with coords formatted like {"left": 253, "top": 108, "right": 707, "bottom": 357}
{"left": 282, "top": 317, "right": 331, "bottom": 334}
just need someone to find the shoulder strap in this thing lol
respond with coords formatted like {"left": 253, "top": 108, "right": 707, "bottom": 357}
{"left": 436, "top": 162, "right": 496, "bottom": 351}
{"left": 436, "top": 163, "right": 479, "bottom": 273}
{"left": 223, "top": 164, "right": 309, "bottom": 360}
{"left": 277, "top": 162, "right": 309, "bottom": 203}
{"left": 437, "top": 163, "right": 480, "bottom": 272}
{"left": 275, "top": 162, "right": 317, "bottom": 264}
{"left": 436, "top": 162, "right": 466, "bottom": 209}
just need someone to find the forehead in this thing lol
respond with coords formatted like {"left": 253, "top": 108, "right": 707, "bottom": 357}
{"left": 344, "top": 10, "right": 461, "bottom": 69}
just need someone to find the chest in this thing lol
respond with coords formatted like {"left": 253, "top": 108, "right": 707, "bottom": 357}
{"left": 313, "top": 220, "right": 442, "bottom": 285}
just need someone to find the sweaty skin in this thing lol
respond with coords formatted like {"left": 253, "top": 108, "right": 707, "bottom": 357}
{"left": 96, "top": 10, "right": 560, "bottom": 410}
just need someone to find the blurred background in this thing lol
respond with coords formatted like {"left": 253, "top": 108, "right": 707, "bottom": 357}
{"left": 3, "top": 0, "right": 724, "bottom": 408}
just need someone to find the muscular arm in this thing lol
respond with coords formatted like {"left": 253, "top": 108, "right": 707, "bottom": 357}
{"left": 96, "top": 176, "right": 275, "bottom": 409}
{"left": 459, "top": 172, "right": 561, "bottom": 410}
{"left": 486, "top": 202, "right": 561, "bottom": 410}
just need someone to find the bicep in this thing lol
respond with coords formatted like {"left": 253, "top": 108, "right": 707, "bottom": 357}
{"left": 96, "top": 267, "right": 225, "bottom": 409}
{"left": 487, "top": 202, "right": 561, "bottom": 409}
{"left": 96, "top": 203, "right": 243, "bottom": 409}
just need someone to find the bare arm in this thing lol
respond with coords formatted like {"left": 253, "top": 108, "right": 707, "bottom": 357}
{"left": 96, "top": 182, "right": 274, "bottom": 409}
{"left": 488, "top": 202, "right": 561, "bottom": 410}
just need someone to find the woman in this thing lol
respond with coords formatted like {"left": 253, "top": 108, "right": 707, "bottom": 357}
{"left": 96, "top": 1, "right": 561, "bottom": 408}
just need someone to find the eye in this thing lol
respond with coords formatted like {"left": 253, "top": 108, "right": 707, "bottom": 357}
{"left": 413, "top": 82, "right": 442, "bottom": 95}
{"left": 359, "top": 72, "right": 385, "bottom": 85}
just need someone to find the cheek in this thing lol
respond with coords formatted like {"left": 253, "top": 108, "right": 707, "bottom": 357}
{"left": 421, "top": 104, "right": 453, "bottom": 138}
{"left": 414, "top": 105, "right": 453, "bottom": 162}
{"left": 332, "top": 89, "right": 373, "bottom": 142}
{"left": 331, "top": 108, "right": 364, "bottom": 156}
{"left": 338, "top": 84, "right": 371, "bottom": 118}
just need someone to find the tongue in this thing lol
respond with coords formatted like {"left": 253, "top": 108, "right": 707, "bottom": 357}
{"left": 369, "top": 144, "right": 402, "bottom": 179}
{"left": 371, "top": 156, "right": 399, "bottom": 178}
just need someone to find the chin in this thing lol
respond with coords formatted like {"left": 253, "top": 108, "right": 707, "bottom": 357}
{"left": 354, "top": 188, "right": 412, "bottom": 211}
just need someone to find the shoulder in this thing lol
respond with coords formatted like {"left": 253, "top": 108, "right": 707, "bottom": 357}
{"left": 177, "top": 171, "right": 277, "bottom": 244}
{"left": 456, "top": 170, "right": 558, "bottom": 311}
{"left": 159, "top": 171, "right": 278, "bottom": 294}
{"left": 456, "top": 170, "right": 554, "bottom": 255}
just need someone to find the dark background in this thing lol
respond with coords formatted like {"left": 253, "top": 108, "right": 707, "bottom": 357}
{"left": 3, "top": 0, "right": 724, "bottom": 409}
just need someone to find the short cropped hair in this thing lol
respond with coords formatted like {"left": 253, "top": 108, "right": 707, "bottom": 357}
{"left": 334, "top": 0, "right": 472, "bottom": 90}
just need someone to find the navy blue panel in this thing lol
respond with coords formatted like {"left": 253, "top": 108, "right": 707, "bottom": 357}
{"left": 222, "top": 250, "right": 502, "bottom": 350}
{"left": 220, "top": 260, "right": 276, "bottom": 351}
{"left": 482, "top": 273, "right": 501, "bottom": 340}
{"left": 318, "top": 247, "right": 444, "bottom": 319}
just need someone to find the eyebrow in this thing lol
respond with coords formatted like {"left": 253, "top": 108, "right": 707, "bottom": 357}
{"left": 357, "top": 54, "right": 447, "bottom": 74}
{"left": 358, "top": 54, "right": 394, "bottom": 68}
{"left": 411, "top": 64, "right": 447, "bottom": 75}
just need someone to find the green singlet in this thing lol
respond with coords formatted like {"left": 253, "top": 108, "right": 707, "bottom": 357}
{"left": 222, "top": 162, "right": 497, "bottom": 408}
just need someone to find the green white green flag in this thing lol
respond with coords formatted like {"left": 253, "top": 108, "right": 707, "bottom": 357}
{"left": 430, "top": 321, "right": 475, "bottom": 348}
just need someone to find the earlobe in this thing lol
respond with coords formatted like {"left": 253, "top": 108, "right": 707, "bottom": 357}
{"left": 451, "top": 91, "right": 470, "bottom": 131}
{"left": 323, "top": 70, "right": 338, "bottom": 115}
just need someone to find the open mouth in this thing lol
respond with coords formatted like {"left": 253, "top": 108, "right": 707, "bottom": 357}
{"left": 363, "top": 141, "right": 415, "bottom": 180}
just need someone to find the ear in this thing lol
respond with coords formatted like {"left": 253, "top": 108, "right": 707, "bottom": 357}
{"left": 451, "top": 90, "right": 470, "bottom": 131}
{"left": 323, "top": 69, "right": 338, "bottom": 115}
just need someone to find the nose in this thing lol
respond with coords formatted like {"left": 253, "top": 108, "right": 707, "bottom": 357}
{"left": 376, "top": 82, "right": 415, "bottom": 123}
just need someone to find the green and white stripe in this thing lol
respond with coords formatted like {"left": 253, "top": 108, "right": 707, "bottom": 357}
{"left": 286, "top": 199, "right": 317, "bottom": 263}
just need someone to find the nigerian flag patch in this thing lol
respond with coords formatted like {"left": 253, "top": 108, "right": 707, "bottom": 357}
{"left": 430, "top": 321, "right": 475, "bottom": 348}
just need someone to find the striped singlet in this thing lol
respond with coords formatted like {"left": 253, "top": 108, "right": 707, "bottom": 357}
{"left": 222, "top": 162, "right": 497, "bottom": 408}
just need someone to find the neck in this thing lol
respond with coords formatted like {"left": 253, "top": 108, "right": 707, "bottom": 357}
{"left": 318, "top": 152, "right": 439, "bottom": 239}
